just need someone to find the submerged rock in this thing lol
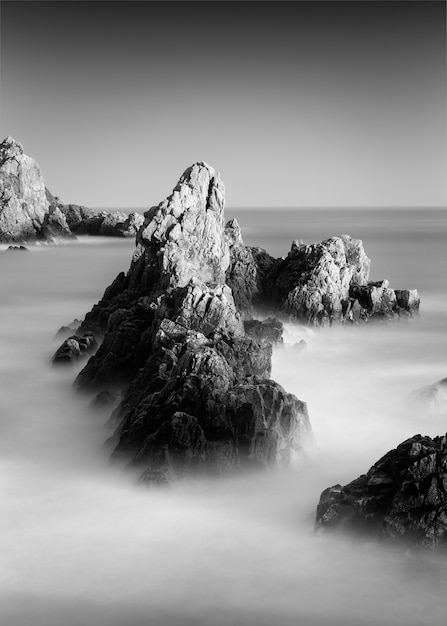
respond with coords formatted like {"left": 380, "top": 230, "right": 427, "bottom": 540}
{"left": 70, "top": 162, "right": 314, "bottom": 482}
{"left": 315, "top": 433, "right": 447, "bottom": 549}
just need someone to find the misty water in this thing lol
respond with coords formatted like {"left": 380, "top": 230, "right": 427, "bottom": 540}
{"left": 1, "top": 209, "right": 447, "bottom": 625}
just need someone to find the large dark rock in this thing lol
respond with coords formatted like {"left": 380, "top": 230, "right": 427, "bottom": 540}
{"left": 315, "top": 434, "right": 447, "bottom": 549}
{"left": 70, "top": 162, "right": 314, "bottom": 482}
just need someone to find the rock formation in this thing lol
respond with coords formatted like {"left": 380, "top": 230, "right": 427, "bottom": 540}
{"left": 0, "top": 136, "right": 70, "bottom": 242}
{"left": 61, "top": 204, "right": 144, "bottom": 238}
{"left": 52, "top": 332, "right": 98, "bottom": 365}
{"left": 0, "top": 136, "right": 143, "bottom": 242}
{"left": 315, "top": 434, "right": 447, "bottom": 549}
{"left": 226, "top": 231, "right": 420, "bottom": 325}
{"left": 69, "top": 162, "right": 314, "bottom": 482}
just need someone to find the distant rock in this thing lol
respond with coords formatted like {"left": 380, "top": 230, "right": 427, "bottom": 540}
{"left": 0, "top": 136, "right": 144, "bottom": 242}
{"left": 315, "top": 433, "right": 447, "bottom": 549}
{"left": 61, "top": 205, "right": 144, "bottom": 238}
{"left": 6, "top": 245, "right": 29, "bottom": 252}
{"left": 66, "top": 162, "right": 314, "bottom": 483}
{"left": 52, "top": 332, "right": 98, "bottom": 365}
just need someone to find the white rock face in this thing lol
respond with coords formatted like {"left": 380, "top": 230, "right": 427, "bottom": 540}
{"left": 0, "top": 137, "right": 49, "bottom": 241}
{"left": 137, "top": 162, "right": 229, "bottom": 288}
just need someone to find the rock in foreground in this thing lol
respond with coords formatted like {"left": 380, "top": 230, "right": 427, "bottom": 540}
{"left": 71, "top": 162, "right": 314, "bottom": 482}
{"left": 315, "top": 434, "right": 447, "bottom": 549}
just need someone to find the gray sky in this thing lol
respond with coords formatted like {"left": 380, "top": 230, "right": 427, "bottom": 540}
{"left": 1, "top": 0, "right": 446, "bottom": 208}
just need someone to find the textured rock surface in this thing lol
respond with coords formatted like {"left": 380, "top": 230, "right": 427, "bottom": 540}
{"left": 0, "top": 137, "right": 50, "bottom": 241}
{"left": 52, "top": 333, "right": 98, "bottom": 365}
{"left": 315, "top": 434, "right": 447, "bottom": 549}
{"left": 0, "top": 136, "right": 144, "bottom": 241}
{"left": 70, "top": 162, "right": 314, "bottom": 482}
{"left": 226, "top": 229, "right": 420, "bottom": 325}
{"left": 62, "top": 205, "right": 144, "bottom": 237}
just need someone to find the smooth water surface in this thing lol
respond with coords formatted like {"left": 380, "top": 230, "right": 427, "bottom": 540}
{"left": 1, "top": 210, "right": 446, "bottom": 625}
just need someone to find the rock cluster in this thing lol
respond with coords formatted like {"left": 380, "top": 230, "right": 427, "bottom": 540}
{"left": 70, "top": 162, "right": 314, "bottom": 482}
{"left": 315, "top": 434, "right": 447, "bottom": 549}
{"left": 61, "top": 204, "right": 144, "bottom": 237}
{"left": 0, "top": 137, "right": 144, "bottom": 242}
{"left": 226, "top": 232, "right": 420, "bottom": 325}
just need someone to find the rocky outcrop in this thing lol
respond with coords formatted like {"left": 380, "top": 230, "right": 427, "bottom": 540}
{"left": 226, "top": 231, "right": 420, "bottom": 325}
{"left": 0, "top": 136, "right": 144, "bottom": 242}
{"left": 315, "top": 434, "right": 447, "bottom": 549}
{"left": 52, "top": 332, "right": 98, "bottom": 365}
{"left": 0, "top": 137, "right": 65, "bottom": 242}
{"left": 68, "top": 162, "right": 314, "bottom": 482}
{"left": 61, "top": 204, "right": 144, "bottom": 238}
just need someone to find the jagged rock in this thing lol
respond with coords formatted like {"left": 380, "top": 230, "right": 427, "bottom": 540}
{"left": 52, "top": 332, "right": 98, "bottom": 365}
{"left": 264, "top": 235, "right": 371, "bottom": 325}
{"left": 292, "top": 339, "right": 307, "bottom": 352}
{"left": 315, "top": 433, "right": 447, "bottom": 549}
{"left": 60, "top": 205, "right": 144, "bottom": 237}
{"left": 99, "top": 211, "right": 144, "bottom": 237}
{"left": 70, "top": 162, "right": 314, "bottom": 482}
{"left": 226, "top": 230, "right": 420, "bottom": 325}
{"left": 0, "top": 137, "right": 73, "bottom": 242}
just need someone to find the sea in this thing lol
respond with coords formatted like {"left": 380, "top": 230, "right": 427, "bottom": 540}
{"left": 1, "top": 207, "right": 446, "bottom": 626}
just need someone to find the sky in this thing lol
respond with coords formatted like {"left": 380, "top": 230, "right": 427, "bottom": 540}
{"left": 1, "top": 0, "right": 446, "bottom": 208}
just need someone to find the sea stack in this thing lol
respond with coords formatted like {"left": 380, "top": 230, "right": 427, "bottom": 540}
{"left": 0, "top": 136, "right": 71, "bottom": 241}
{"left": 73, "top": 162, "right": 314, "bottom": 482}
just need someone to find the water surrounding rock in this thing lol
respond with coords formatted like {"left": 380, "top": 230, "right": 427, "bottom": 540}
{"left": 69, "top": 162, "right": 314, "bottom": 482}
{"left": 0, "top": 136, "right": 144, "bottom": 242}
{"left": 62, "top": 205, "right": 144, "bottom": 237}
{"left": 226, "top": 231, "right": 420, "bottom": 325}
{"left": 315, "top": 433, "right": 447, "bottom": 549}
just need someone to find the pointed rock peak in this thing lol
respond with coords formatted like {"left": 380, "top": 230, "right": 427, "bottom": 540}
{"left": 0, "top": 136, "right": 24, "bottom": 160}
{"left": 225, "top": 218, "right": 244, "bottom": 247}
{"left": 173, "top": 161, "right": 225, "bottom": 214}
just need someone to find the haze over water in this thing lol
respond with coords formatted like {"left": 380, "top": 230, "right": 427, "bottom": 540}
{"left": 1, "top": 208, "right": 447, "bottom": 625}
